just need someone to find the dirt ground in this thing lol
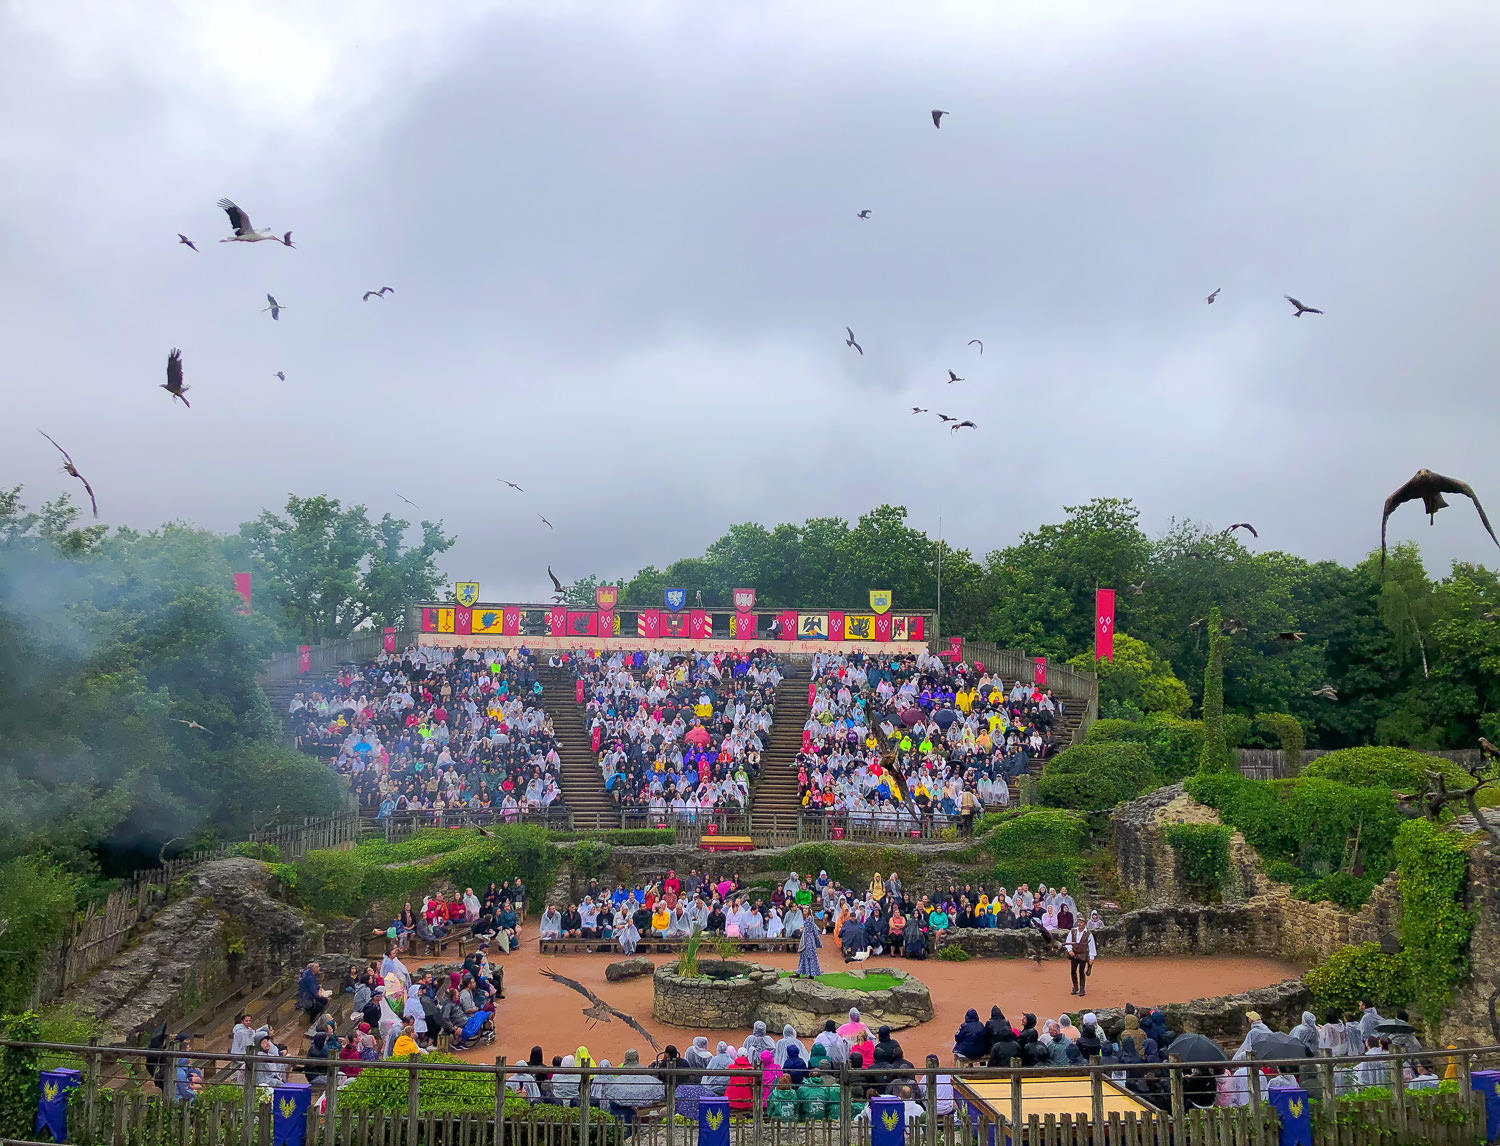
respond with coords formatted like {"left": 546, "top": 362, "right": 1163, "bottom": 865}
{"left": 423, "top": 943, "right": 1302, "bottom": 1066}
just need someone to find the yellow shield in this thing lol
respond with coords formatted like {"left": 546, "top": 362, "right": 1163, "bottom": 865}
{"left": 869, "top": 589, "right": 892, "bottom": 614}
{"left": 706, "top": 1109, "right": 724, "bottom": 1131}
{"left": 455, "top": 582, "right": 480, "bottom": 607}
{"left": 882, "top": 1108, "right": 900, "bottom": 1132}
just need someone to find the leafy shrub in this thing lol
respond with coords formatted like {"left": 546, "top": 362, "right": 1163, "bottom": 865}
{"left": 1305, "top": 942, "right": 1408, "bottom": 1013}
{"left": 1254, "top": 713, "right": 1305, "bottom": 776}
{"left": 1162, "top": 823, "right": 1231, "bottom": 897}
{"left": 569, "top": 839, "right": 612, "bottom": 880}
{"left": 227, "top": 841, "right": 282, "bottom": 861}
{"left": 1303, "top": 747, "right": 1468, "bottom": 794}
{"left": 339, "top": 1054, "right": 609, "bottom": 1121}
{"left": 0, "top": 857, "right": 78, "bottom": 1013}
{"left": 1086, "top": 715, "right": 1205, "bottom": 783}
{"left": 934, "top": 945, "right": 970, "bottom": 961}
{"left": 1263, "top": 860, "right": 1301, "bottom": 885}
{"left": 0, "top": 1011, "right": 41, "bottom": 1139}
{"left": 775, "top": 843, "right": 916, "bottom": 887}
{"left": 1038, "top": 742, "right": 1155, "bottom": 809}
{"left": 986, "top": 810, "right": 1089, "bottom": 891}
{"left": 1395, "top": 818, "right": 1471, "bottom": 1026}
{"left": 549, "top": 829, "right": 675, "bottom": 846}
{"left": 1293, "top": 872, "right": 1380, "bottom": 911}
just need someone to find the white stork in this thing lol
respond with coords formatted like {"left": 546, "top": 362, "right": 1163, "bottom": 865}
{"left": 217, "top": 198, "right": 284, "bottom": 243}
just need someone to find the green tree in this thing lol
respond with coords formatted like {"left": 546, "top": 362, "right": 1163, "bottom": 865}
{"left": 1066, "top": 632, "right": 1191, "bottom": 719}
{"left": 240, "top": 495, "right": 453, "bottom": 641}
{"left": 1198, "top": 606, "right": 1228, "bottom": 772}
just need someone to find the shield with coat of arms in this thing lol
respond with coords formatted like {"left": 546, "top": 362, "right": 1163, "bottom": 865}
{"left": 733, "top": 587, "right": 756, "bottom": 611}
{"left": 595, "top": 585, "right": 618, "bottom": 609}
{"left": 455, "top": 582, "right": 480, "bottom": 608}
{"left": 869, "top": 589, "right": 892, "bottom": 614}
{"left": 664, "top": 588, "right": 686, "bottom": 612}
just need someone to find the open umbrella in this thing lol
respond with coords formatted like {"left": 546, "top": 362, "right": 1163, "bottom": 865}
{"left": 933, "top": 708, "right": 959, "bottom": 729}
{"left": 899, "top": 707, "right": 924, "bottom": 728}
{"left": 1376, "top": 1019, "right": 1416, "bottom": 1037}
{"left": 1248, "top": 1031, "right": 1312, "bottom": 1060}
{"left": 1165, "top": 1033, "right": 1227, "bottom": 1064}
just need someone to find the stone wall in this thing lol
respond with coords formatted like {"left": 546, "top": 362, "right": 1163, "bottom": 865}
{"left": 1442, "top": 821, "right": 1500, "bottom": 1045}
{"left": 1111, "top": 784, "right": 1269, "bottom": 906}
{"left": 1090, "top": 978, "right": 1314, "bottom": 1043}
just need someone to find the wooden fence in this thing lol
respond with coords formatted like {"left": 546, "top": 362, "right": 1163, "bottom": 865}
{"left": 10, "top": 1040, "right": 1498, "bottom": 1146}
{"left": 262, "top": 631, "right": 417, "bottom": 682}
{"left": 1236, "top": 747, "right": 1483, "bottom": 781}
{"left": 27, "top": 814, "right": 361, "bottom": 1009}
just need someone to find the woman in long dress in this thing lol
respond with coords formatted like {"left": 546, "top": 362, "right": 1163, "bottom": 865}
{"left": 796, "top": 914, "right": 823, "bottom": 978}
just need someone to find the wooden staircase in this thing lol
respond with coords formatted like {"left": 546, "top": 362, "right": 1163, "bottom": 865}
{"left": 538, "top": 666, "right": 619, "bottom": 829}
{"left": 748, "top": 676, "right": 809, "bottom": 821}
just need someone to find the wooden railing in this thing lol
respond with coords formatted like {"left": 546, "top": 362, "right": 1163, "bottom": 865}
{"left": 262, "top": 630, "right": 416, "bottom": 681}
{"left": 1236, "top": 746, "right": 1484, "bottom": 781}
{"left": 7, "top": 1039, "right": 1497, "bottom": 1146}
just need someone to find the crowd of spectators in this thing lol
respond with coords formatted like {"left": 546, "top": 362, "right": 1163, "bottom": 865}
{"left": 572, "top": 649, "right": 785, "bottom": 820}
{"left": 797, "top": 650, "right": 1064, "bottom": 833}
{"left": 285, "top": 646, "right": 566, "bottom": 823}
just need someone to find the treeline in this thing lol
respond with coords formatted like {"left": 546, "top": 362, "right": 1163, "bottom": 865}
{"left": 596, "top": 498, "right": 1500, "bottom": 750}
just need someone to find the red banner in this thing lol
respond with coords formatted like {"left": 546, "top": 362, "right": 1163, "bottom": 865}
{"left": 907, "top": 616, "right": 924, "bottom": 641}
{"left": 383, "top": 627, "right": 396, "bottom": 653}
{"left": 567, "top": 611, "right": 597, "bottom": 637}
{"left": 502, "top": 607, "right": 520, "bottom": 636}
{"left": 779, "top": 610, "right": 797, "bottom": 640}
{"left": 688, "top": 610, "right": 709, "bottom": 639}
{"left": 549, "top": 606, "right": 567, "bottom": 637}
{"left": 637, "top": 609, "right": 660, "bottom": 638}
{"left": 597, "top": 609, "right": 614, "bottom": 638}
{"left": 455, "top": 606, "right": 472, "bottom": 635}
{"left": 874, "top": 614, "right": 892, "bottom": 642}
{"left": 828, "top": 611, "right": 845, "bottom": 641}
{"left": 946, "top": 636, "right": 963, "bottom": 661}
{"left": 1095, "top": 588, "right": 1116, "bottom": 662}
{"left": 298, "top": 645, "right": 311, "bottom": 673}
{"left": 662, "top": 612, "right": 688, "bottom": 638}
{"left": 1034, "top": 657, "right": 1048, "bottom": 687}
{"left": 232, "top": 572, "right": 251, "bottom": 614}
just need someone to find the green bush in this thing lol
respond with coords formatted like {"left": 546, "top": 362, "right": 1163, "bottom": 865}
{"left": 1162, "top": 823, "right": 1231, "bottom": 897}
{"left": 339, "top": 1054, "right": 610, "bottom": 1121}
{"left": 0, "top": 857, "right": 78, "bottom": 1013}
{"left": 549, "top": 829, "right": 675, "bottom": 846}
{"left": 1395, "top": 818, "right": 1471, "bottom": 1026}
{"left": 1038, "top": 742, "right": 1155, "bottom": 809}
{"left": 934, "top": 945, "right": 970, "bottom": 961}
{"left": 227, "top": 841, "right": 282, "bottom": 861}
{"left": 1085, "top": 714, "right": 1205, "bottom": 783}
{"left": 774, "top": 843, "right": 917, "bottom": 887}
{"left": 1303, "top": 747, "right": 1469, "bottom": 794}
{"left": 1254, "top": 713, "right": 1305, "bottom": 776}
{"left": 1293, "top": 871, "right": 1380, "bottom": 911}
{"left": 986, "top": 810, "right": 1089, "bottom": 892}
{"left": 1305, "top": 942, "right": 1408, "bottom": 1013}
{"left": 0, "top": 1012, "right": 40, "bottom": 1139}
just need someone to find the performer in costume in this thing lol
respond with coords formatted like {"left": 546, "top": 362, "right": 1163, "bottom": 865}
{"left": 796, "top": 911, "right": 823, "bottom": 977}
{"left": 1063, "top": 922, "right": 1096, "bottom": 997}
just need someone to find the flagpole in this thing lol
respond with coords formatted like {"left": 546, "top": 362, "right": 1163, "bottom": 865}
{"left": 936, "top": 509, "right": 943, "bottom": 645}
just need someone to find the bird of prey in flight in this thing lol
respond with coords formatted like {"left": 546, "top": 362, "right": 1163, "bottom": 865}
{"left": 1285, "top": 296, "right": 1323, "bottom": 316}
{"left": 39, "top": 431, "right": 98, "bottom": 518}
{"left": 1381, "top": 469, "right": 1499, "bottom": 572}
{"left": 538, "top": 968, "right": 660, "bottom": 1050}
{"left": 845, "top": 327, "right": 863, "bottom": 355}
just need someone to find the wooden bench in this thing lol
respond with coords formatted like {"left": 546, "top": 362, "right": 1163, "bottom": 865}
{"left": 538, "top": 935, "right": 801, "bottom": 955}
{"left": 699, "top": 835, "right": 755, "bottom": 852}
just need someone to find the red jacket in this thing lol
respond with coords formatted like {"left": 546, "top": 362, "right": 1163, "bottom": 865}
{"left": 725, "top": 1056, "right": 755, "bottom": 1111}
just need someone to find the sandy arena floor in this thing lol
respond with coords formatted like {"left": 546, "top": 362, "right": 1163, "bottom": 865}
{"left": 424, "top": 942, "right": 1302, "bottom": 1066}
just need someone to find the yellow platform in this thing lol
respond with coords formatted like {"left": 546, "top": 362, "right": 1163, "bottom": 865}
{"left": 955, "top": 1073, "right": 1156, "bottom": 1134}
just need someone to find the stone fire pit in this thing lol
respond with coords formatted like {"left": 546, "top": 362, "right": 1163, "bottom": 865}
{"left": 652, "top": 961, "right": 933, "bottom": 1036}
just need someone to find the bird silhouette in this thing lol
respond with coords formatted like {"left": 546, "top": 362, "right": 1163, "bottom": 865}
{"left": 951, "top": 420, "right": 977, "bottom": 433}
{"left": 263, "top": 294, "right": 284, "bottom": 320}
{"left": 280, "top": 232, "right": 294, "bottom": 248}
{"left": 857, "top": 210, "right": 872, "bottom": 219}
{"left": 931, "top": 109, "right": 948, "bottom": 128}
{"left": 969, "top": 340, "right": 983, "bottom": 354}
{"left": 1221, "top": 618, "right": 1248, "bottom": 635}
{"left": 1205, "top": 288, "right": 1220, "bottom": 304}
{"left": 39, "top": 432, "right": 98, "bottom": 518}
{"left": 539, "top": 968, "right": 660, "bottom": 1050}
{"left": 217, "top": 199, "right": 283, "bottom": 243}
{"left": 910, "top": 407, "right": 928, "bottom": 415}
{"left": 548, "top": 566, "right": 564, "bottom": 595}
{"left": 935, "top": 413, "right": 956, "bottom": 423}
{"left": 499, "top": 480, "right": 524, "bottom": 492}
{"left": 395, "top": 493, "right": 421, "bottom": 510}
{"left": 1382, "top": 469, "right": 1500, "bottom": 572}
{"left": 1126, "top": 581, "right": 1147, "bottom": 596}
{"left": 274, "top": 371, "right": 286, "bottom": 381}
{"left": 1312, "top": 685, "right": 1339, "bottom": 700}
{"left": 1480, "top": 737, "right": 1500, "bottom": 761}
{"left": 362, "top": 287, "right": 395, "bottom": 301}
{"left": 1272, "top": 631, "right": 1306, "bottom": 642}
{"left": 1223, "top": 522, "right": 1258, "bottom": 538}
{"left": 177, "top": 234, "right": 198, "bottom": 252}
{"left": 162, "top": 349, "right": 190, "bottom": 407}
{"left": 947, "top": 371, "right": 963, "bottom": 383}
{"left": 1484, "top": 613, "right": 1500, "bottom": 623}
{"left": 538, "top": 514, "right": 554, "bottom": 529}
{"left": 845, "top": 327, "right": 863, "bottom": 355}
{"left": 173, "top": 719, "right": 209, "bottom": 731}
{"left": 1285, "top": 296, "right": 1323, "bottom": 317}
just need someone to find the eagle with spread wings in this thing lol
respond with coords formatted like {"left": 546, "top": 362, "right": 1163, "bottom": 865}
{"left": 539, "top": 967, "right": 660, "bottom": 1051}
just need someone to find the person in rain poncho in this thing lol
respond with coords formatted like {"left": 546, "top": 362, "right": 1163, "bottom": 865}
{"left": 1234, "top": 1011, "right": 1272, "bottom": 1059}
{"left": 1290, "top": 1011, "right": 1320, "bottom": 1053}
{"left": 838, "top": 1008, "right": 870, "bottom": 1042}
{"left": 684, "top": 1036, "right": 713, "bottom": 1079}
{"left": 774, "top": 1024, "right": 807, "bottom": 1067}
{"left": 704, "top": 1042, "right": 736, "bottom": 1094}
{"left": 551, "top": 1056, "right": 580, "bottom": 1105}
{"left": 742, "top": 1020, "right": 776, "bottom": 1062}
{"left": 617, "top": 912, "right": 641, "bottom": 955}
{"left": 813, "top": 1020, "right": 849, "bottom": 1066}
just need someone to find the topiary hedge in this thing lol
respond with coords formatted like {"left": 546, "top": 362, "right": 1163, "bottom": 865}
{"left": 1302, "top": 747, "right": 1469, "bottom": 794}
{"left": 339, "top": 1053, "right": 612, "bottom": 1121}
{"left": 1254, "top": 713, "right": 1305, "bottom": 777}
{"left": 1394, "top": 818, "right": 1472, "bottom": 1026}
{"left": 985, "top": 810, "right": 1090, "bottom": 891}
{"left": 1038, "top": 742, "right": 1155, "bottom": 809}
{"left": 1085, "top": 714, "right": 1206, "bottom": 784}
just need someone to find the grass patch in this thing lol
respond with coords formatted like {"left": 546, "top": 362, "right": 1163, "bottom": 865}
{"left": 805, "top": 971, "right": 904, "bottom": 991}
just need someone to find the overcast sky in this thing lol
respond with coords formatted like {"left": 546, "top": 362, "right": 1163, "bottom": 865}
{"left": 4, "top": 1, "right": 1499, "bottom": 600}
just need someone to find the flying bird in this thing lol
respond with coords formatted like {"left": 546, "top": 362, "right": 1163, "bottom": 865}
{"left": 538, "top": 968, "right": 659, "bottom": 1050}
{"left": 177, "top": 234, "right": 198, "bottom": 252}
{"left": 274, "top": 371, "right": 286, "bottom": 381}
{"left": 1187, "top": 619, "right": 1203, "bottom": 630}
{"left": 935, "top": 413, "right": 956, "bottom": 423}
{"left": 537, "top": 514, "right": 553, "bottom": 529}
{"left": 1205, "top": 288, "right": 1220, "bottom": 304}
{"left": 1223, "top": 522, "right": 1258, "bottom": 538}
{"left": 173, "top": 719, "right": 209, "bottom": 732}
{"left": 362, "top": 287, "right": 395, "bottom": 301}
{"left": 947, "top": 371, "right": 964, "bottom": 383}
{"left": 931, "top": 109, "right": 948, "bottom": 128}
{"left": 1187, "top": 551, "right": 1206, "bottom": 559}
{"left": 39, "top": 432, "right": 98, "bottom": 518}
{"left": 951, "top": 420, "right": 977, "bottom": 433}
{"left": 395, "top": 493, "right": 421, "bottom": 510}
{"left": 263, "top": 294, "right": 284, "bottom": 320}
{"left": 857, "top": 210, "right": 872, "bottom": 219}
{"left": 162, "top": 349, "right": 190, "bottom": 407}
{"left": 1483, "top": 613, "right": 1500, "bottom": 623}
{"left": 1221, "top": 618, "right": 1249, "bottom": 635}
{"left": 498, "top": 480, "right": 524, "bottom": 492}
{"left": 1126, "top": 581, "right": 1148, "bottom": 596}
{"left": 280, "top": 232, "right": 294, "bottom": 248}
{"left": 1272, "top": 631, "right": 1306, "bottom": 642}
{"left": 1285, "top": 296, "right": 1323, "bottom": 317}
{"left": 969, "top": 340, "right": 983, "bottom": 354}
{"left": 1312, "top": 685, "right": 1339, "bottom": 700}
{"left": 217, "top": 198, "right": 283, "bottom": 243}
{"left": 845, "top": 327, "right": 863, "bottom": 355}
{"left": 548, "top": 566, "right": 564, "bottom": 595}
{"left": 910, "top": 407, "right": 928, "bottom": 415}
{"left": 1381, "top": 469, "right": 1500, "bottom": 572}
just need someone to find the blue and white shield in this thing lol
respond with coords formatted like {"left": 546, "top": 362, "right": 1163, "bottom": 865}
{"left": 665, "top": 589, "right": 686, "bottom": 612}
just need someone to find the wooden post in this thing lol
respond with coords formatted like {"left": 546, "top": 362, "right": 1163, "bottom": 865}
{"left": 666, "top": 1071, "right": 677, "bottom": 1146}
{"left": 243, "top": 1045, "right": 258, "bottom": 1146}
{"left": 1168, "top": 1055, "right": 1185, "bottom": 1146}
{"left": 85, "top": 1036, "right": 101, "bottom": 1142}
{"left": 580, "top": 1065, "right": 592, "bottom": 1146}
{"left": 407, "top": 1063, "right": 421, "bottom": 1146}
{"left": 495, "top": 1057, "right": 506, "bottom": 1146}
{"left": 1389, "top": 1051, "right": 1407, "bottom": 1141}
{"left": 1089, "top": 1059, "right": 1104, "bottom": 1146}
{"left": 839, "top": 1059, "right": 851, "bottom": 1146}
{"left": 1454, "top": 1039, "right": 1472, "bottom": 1098}
{"left": 325, "top": 1057, "right": 339, "bottom": 1146}
{"left": 1010, "top": 1060, "right": 1023, "bottom": 1146}
{"left": 927, "top": 1063, "right": 940, "bottom": 1146}
{"left": 1246, "top": 1053, "right": 1266, "bottom": 1146}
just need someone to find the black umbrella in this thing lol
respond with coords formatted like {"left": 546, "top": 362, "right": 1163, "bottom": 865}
{"left": 933, "top": 708, "right": 959, "bottom": 729}
{"left": 899, "top": 707, "right": 924, "bottom": 728}
{"left": 1376, "top": 1019, "right": 1416, "bottom": 1036}
{"left": 1166, "top": 1033, "right": 1227, "bottom": 1063}
{"left": 1248, "top": 1031, "right": 1312, "bottom": 1059}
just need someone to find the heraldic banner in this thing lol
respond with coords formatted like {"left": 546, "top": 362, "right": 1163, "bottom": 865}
{"left": 844, "top": 613, "right": 876, "bottom": 640}
{"left": 828, "top": 611, "right": 846, "bottom": 641}
{"left": 473, "top": 608, "right": 506, "bottom": 635}
{"left": 869, "top": 588, "right": 892, "bottom": 614}
{"left": 697, "top": 1096, "right": 730, "bottom": 1146}
{"left": 1095, "top": 587, "right": 1116, "bottom": 662}
{"left": 548, "top": 606, "right": 567, "bottom": 636}
{"left": 272, "top": 1083, "right": 312, "bottom": 1146}
{"left": 36, "top": 1068, "right": 81, "bottom": 1142}
{"left": 1267, "top": 1088, "right": 1311, "bottom": 1146}
{"left": 638, "top": 609, "right": 660, "bottom": 638}
{"left": 662, "top": 611, "right": 688, "bottom": 637}
{"left": 689, "top": 610, "right": 710, "bottom": 639}
{"left": 870, "top": 1095, "right": 905, "bottom": 1146}
{"left": 383, "top": 626, "right": 396, "bottom": 652}
{"left": 298, "top": 645, "right": 311, "bottom": 673}
{"left": 778, "top": 610, "right": 797, "bottom": 640}
{"left": 232, "top": 572, "right": 252, "bottom": 614}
